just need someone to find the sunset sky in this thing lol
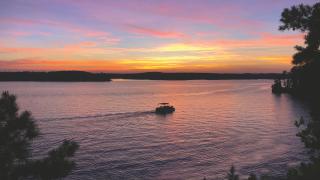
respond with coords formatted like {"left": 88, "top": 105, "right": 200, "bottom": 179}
{"left": 0, "top": 0, "right": 317, "bottom": 73}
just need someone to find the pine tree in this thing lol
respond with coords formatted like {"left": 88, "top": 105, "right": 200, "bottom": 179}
{"left": 0, "top": 91, "right": 79, "bottom": 180}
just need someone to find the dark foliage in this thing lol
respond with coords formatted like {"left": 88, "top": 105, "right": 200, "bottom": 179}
{"left": 287, "top": 100, "right": 320, "bottom": 180}
{"left": 272, "top": 2, "right": 320, "bottom": 96}
{"left": 0, "top": 71, "right": 282, "bottom": 81}
{"left": 246, "top": 2, "right": 320, "bottom": 180}
{"left": 247, "top": 174, "right": 258, "bottom": 180}
{"left": 0, "top": 91, "right": 79, "bottom": 180}
{"left": 108, "top": 72, "right": 281, "bottom": 80}
{"left": 0, "top": 71, "right": 111, "bottom": 82}
{"left": 270, "top": 2, "right": 320, "bottom": 179}
{"left": 208, "top": 2, "right": 320, "bottom": 179}
{"left": 227, "top": 166, "right": 239, "bottom": 180}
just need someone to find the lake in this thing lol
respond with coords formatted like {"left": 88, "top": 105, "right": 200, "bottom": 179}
{"left": 0, "top": 80, "right": 310, "bottom": 179}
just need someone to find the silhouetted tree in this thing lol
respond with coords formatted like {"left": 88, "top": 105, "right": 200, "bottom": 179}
{"left": 227, "top": 166, "right": 239, "bottom": 180}
{"left": 285, "top": 99, "right": 320, "bottom": 180}
{"left": 272, "top": 78, "right": 283, "bottom": 93}
{"left": 252, "top": 2, "right": 320, "bottom": 179}
{"left": 0, "top": 91, "right": 79, "bottom": 180}
{"left": 274, "top": 2, "right": 320, "bottom": 94}
{"left": 278, "top": 3, "right": 320, "bottom": 178}
{"left": 247, "top": 173, "right": 257, "bottom": 180}
{"left": 280, "top": 3, "right": 320, "bottom": 65}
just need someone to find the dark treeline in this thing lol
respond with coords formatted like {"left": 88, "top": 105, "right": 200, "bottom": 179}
{"left": 271, "top": 2, "right": 320, "bottom": 98}
{"left": 108, "top": 72, "right": 281, "bottom": 80}
{"left": 0, "top": 71, "right": 111, "bottom": 82}
{"left": 0, "top": 71, "right": 281, "bottom": 81}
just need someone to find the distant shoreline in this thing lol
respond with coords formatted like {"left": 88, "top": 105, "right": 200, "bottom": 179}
{"left": 0, "top": 71, "right": 111, "bottom": 82}
{"left": 0, "top": 71, "right": 281, "bottom": 81}
{"left": 108, "top": 72, "right": 281, "bottom": 80}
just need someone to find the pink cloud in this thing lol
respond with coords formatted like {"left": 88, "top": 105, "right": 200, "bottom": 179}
{"left": 4, "top": 30, "right": 51, "bottom": 37}
{"left": 0, "top": 17, "right": 38, "bottom": 25}
{"left": 206, "top": 32, "right": 304, "bottom": 48}
{"left": 111, "top": 1, "right": 264, "bottom": 31}
{"left": 0, "top": 17, "right": 120, "bottom": 45}
{"left": 64, "top": 1, "right": 262, "bottom": 37}
{"left": 124, "top": 24, "right": 185, "bottom": 38}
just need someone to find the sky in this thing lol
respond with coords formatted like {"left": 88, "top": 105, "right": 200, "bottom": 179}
{"left": 0, "top": 0, "right": 317, "bottom": 73}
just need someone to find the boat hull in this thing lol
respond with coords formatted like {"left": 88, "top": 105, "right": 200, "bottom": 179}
{"left": 155, "top": 106, "right": 175, "bottom": 115}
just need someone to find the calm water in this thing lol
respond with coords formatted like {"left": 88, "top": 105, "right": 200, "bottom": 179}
{"left": 0, "top": 80, "right": 310, "bottom": 179}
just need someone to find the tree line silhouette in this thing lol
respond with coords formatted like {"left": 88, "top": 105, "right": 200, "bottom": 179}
{"left": 0, "top": 71, "right": 282, "bottom": 81}
{"left": 0, "top": 71, "right": 111, "bottom": 82}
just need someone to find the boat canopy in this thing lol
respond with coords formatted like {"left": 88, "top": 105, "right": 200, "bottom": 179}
{"left": 159, "top": 103, "right": 169, "bottom": 105}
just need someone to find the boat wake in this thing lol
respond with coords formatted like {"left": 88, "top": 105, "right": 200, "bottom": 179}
{"left": 39, "top": 110, "right": 154, "bottom": 121}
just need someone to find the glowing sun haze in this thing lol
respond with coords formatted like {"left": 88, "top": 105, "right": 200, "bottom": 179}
{"left": 0, "top": 0, "right": 317, "bottom": 73}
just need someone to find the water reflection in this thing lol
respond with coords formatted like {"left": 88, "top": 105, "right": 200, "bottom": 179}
{"left": 0, "top": 80, "right": 310, "bottom": 179}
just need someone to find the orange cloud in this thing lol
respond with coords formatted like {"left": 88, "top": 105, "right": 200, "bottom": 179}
{"left": 0, "top": 55, "right": 292, "bottom": 73}
{"left": 211, "top": 33, "right": 304, "bottom": 48}
{"left": 156, "top": 43, "right": 220, "bottom": 52}
{"left": 0, "top": 42, "right": 122, "bottom": 60}
{"left": 0, "top": 59, "right": 129, "bottom": 72}
{"left": 0, "top": 29, "right": 299, "bottom": 73}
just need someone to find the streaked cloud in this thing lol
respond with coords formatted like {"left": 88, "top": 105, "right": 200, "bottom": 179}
{"left": 124, "top": 24, "right": 185, "bottom": 38}
{"left": 1, "top": 0, "right": 316, "bottom": 72}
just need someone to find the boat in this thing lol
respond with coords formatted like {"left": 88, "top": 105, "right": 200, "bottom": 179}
{"left": 155, "top": 103, "right": 175, "bottom": 115}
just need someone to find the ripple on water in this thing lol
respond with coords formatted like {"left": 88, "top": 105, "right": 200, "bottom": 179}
{"left": 0, "top": 80, "right": 310, "bottom": 179}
